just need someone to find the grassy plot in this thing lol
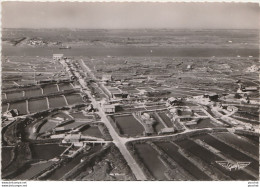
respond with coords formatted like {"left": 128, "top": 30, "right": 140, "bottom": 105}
{"left": 14, "top": 161, "right": 55, "bottom": 180}
{"left": 81, "top": 126, "right": 103, "bottom": 138}
{"left": 113, "top": 115, "right": 144, "bottom": 136}
{"left": 175, "top": 138, "right": 256, "bottom": 180}
{"left": 155, "top": 142, "right": 210, "bottom": 180}
{"left": 28, "top": 98, "right": 48, "bottom": 113}
{"left": 25, "top": 89, "right": 42, "bottom": 97}
{"left": 187, "top": 118, "right": 218, "bottom": 129}
{"left": 58, "top": 83, "right": 73, "bottom": 91}
{"left": 47, "top": 145, "right": 102, "bottom": 180}
{"left": 1, "top": 147, "right": 14, "bottom": 170}
{"left": 39, "top": 120, "right": 58, "bottom": 133}
{"left": 6, "top": 92, "right": 24, "bottom": 99}
{"left": 48, "top": 96, "right": 67, "bottom": 108}
{"left": 42, "top": 84, "right": 58, "bottom": 94}
{"left": 9, "top": 101, "right": 27, "bottom": 115}
{"left": 30, "top": 144, "right": 67, "bottom": 160}
{"left": 65, "top": 94, "right": 83, "bottom": 105}
{"left": 158, "top": 113, "right": 172, "bottom": 127}
{"left": 134, "top": 143, "right": 167, "bottom": 180}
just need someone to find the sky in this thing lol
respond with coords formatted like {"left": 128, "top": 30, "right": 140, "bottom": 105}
{"left": 2, "top": 2, "right": 259, "bottom": 29}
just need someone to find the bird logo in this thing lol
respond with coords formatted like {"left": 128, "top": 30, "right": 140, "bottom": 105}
{"left": 216, "top": 161, "right": 251, "bottom": 171}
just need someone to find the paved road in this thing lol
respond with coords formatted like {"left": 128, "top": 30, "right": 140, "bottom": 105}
{"left": 77, "top": 59, "right": 147, "bottom": 180}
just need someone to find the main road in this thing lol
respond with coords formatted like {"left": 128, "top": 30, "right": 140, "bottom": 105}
{"left": 76, "top": 59, "right": 147, "bottom": 180}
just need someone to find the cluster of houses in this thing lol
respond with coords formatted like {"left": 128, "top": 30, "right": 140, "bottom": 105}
{"left": 27, "top": 38, "right": 47, "bottom": 46}
{"left": 53, "top": 54, "right": 78, "bottom": 81}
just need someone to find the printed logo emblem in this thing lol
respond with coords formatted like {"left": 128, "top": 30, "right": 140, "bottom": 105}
{"left": 216, "top": 161, "right": 251, "bottom": 171}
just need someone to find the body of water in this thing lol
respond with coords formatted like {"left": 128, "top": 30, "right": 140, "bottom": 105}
{"left": 2, "top": 45, "right": 259, "bottom": 58}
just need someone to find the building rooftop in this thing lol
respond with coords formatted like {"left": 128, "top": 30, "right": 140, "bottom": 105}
{"left": 103, "top": 104, "right": 115, "bottom": 109}
{"left": 53, "top": 53, "right": 63, "bottom": 56}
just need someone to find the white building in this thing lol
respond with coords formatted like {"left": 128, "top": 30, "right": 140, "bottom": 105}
{"left": 103, "top": 104, "right": 116, "bottom": 113}
{"left": 102, "top": 74, "right": 112, "bottom": 82}
{"left": 62, "top": 134, "right": 81, "bottom": 143}
{"left": 53, "top": 54, "right": 64, "bottom": 61}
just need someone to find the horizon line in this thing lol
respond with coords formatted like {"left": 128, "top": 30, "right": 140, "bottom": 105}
{"left": 2, "top": 27, "right": 259, "bottom": 30}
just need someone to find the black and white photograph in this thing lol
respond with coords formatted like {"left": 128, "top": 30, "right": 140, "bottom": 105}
{"left": 1, "top": 0, "right": 259, "bottom": 182}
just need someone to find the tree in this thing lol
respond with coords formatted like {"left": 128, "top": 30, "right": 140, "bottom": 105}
{"left": 234, "top": 93, "right": 242, "bottom": 99}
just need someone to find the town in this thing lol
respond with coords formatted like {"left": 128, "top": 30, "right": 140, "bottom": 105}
{"left": 1, "top": 42, "right": 259, "bottom": 180}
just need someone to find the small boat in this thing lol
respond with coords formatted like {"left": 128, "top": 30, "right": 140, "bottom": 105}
{"left": 59, "top": 46, "right": 71, "bottom": 49}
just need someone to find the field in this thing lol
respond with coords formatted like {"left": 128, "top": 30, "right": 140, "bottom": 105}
{"left": 195, "top": 134, "right": 258, "bottom": 173}
{"left": 1, "top": 28, "right": 259, "bottom": 181}
{"left": 28, "top": 98, "right": 48, "bottom": 113}
{"left": 134, "top": 143, "right": 168, "bottom": 180}
{"left": 65, "top": 94, "right": 83, "bottom": 105}
{"left": 39, "top": 120, "right": 58, "bottom": 133}
{"left": 72, "top": 144, "right": 136, "bottom": 181}
{"left": 62, "top": 121, "right": 86, "bottom": 130}
{"left": 47, "top": 145, "right": 102, "bottom": 180}
{"left": 9, "top": 101, "right": 27, "bottom": 115}
{"left": 43, "top": 84, "right": 59, "bottom": 95}
{"left": 151, "top": 113, "right": 165, "bottom": 133}
{"left": 48, "top": 96, "right": 67, "bottom": 108}
{"left": 2, "top": 104, "right": 8, "bottom": 113}
{"left": 1, "top": 55, "right": 68, "bottom": 89}
{"left": 213, "top": 132, "right": 259, "bottom": 156}
{"left": 155, "top": 142, "right": 210, "bottom": 180}
{"left": 69, "top": 112, "right": 94, "bottom": 120}
{"left": 6, "top": 92, "right": 24, "bottom": 99}
{"left": 25, "top": 89, "right": 42, "bottom": 97}
{"left": 129, "top": 132, "right": 259, "bottom": 180}
{"left": 52, "top": 112, "right": 72, "bottom": 119}
{"left": 14, "top": 161, "right": 55, "bottom": 180}
{"left": 58, "top": 83, "right": 73, "bottom": 91}
{"left": 1, "top": 147, "right": 14, "bottom": 170}
{"left": 157, "top": 113, "right": 172, "bottom": 127}
{"left": 81, "top": 126, "right": 103, "bottom": 138}
{"left": 30, "top": 144, "right": 68, "bottom": 160}
{"left": 112, "top": 115, "right": 144, "bottom": 136}
{"left": 187, "top": 118, "right": 217, "bottom": 129}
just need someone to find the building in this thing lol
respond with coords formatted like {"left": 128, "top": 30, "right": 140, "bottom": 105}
{"left": 185, "top": 118, "right": 200, "bottom": 126}
{"left": 159, "top": 127, "right": 175, "bottom": 135}
{"left": 141, "top": 113, "right": 151, "bottom": 120}
{"left": 243, "top": 86, "right": 258, "bottom": 92}
{"left": 106, "top": 86, "right": 128, "bottom": 99}
{"left": 82, "top": 95, "right": 89, "bottom": 102}
{"left": 60, "top": 59, "right": 66, "bottom": 66}
{"left": 179, "top": 117, "right": 193, "bottom": 122}
{"left": 102, "top": 74, "right": 112, "bottom": 82}
{"left": 86, "top": 104, "right": 95, "bottom": 112}
{"left": 50, "top": 134, "right": 66, "bottom": 139}
{"left": 130, "top": 77, "right": 146, "bottom": 83}
{"left": 167, "top": 97, "right": 181, "bottom": 106}
{"left": 53, "top": 127, "right": 69, "bottom": 133}
{"left": 203, "top": 93, "right": 218, "bottom": 101}
{"left": 3, "top": 109, "right": 19, "bottom": 118}
{"left": 187, "top": 65, "right": 193, "bottom": 70}
{"left": 53, "top": 54, "right": 64, "bottom": 61}
{"left": 227, "top": 106, "right": 238, "bottom": 112}
{"left": 62, "top": 134, "right": 81, "bottom": 143}
{"left": 112, "top": 91, "right": 128, "bottom": 99}
{"left": 103, "top": 104, "right": 116, "bottom": 113}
